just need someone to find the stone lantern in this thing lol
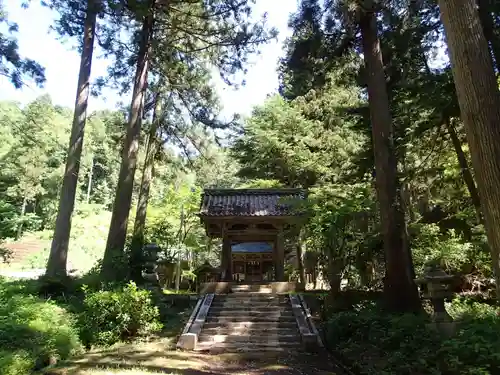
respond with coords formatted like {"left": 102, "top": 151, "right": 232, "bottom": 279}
{"left": 415, "top": 264, "right": 455, "bottom": 323}
{"left": 142, "top": 243, "right": 162, "bottom": 285}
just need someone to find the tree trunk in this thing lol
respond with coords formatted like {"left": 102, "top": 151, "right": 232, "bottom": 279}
{"left": 86, "top": 158, "right": 93, "bottom": 204}
{"left": 101, "top": 8, "right": 154, "bottom": 280}
{"left": 400, "top": 150, "right": 416, "bottom": 280}
{"left": 445, "top": 117, "right": 483, "bottom": 223}
{"left": 359, "top": 9, "right": 421, "bottom": 312}
{"left": 438, "top": 0, "right": 500, "bottom": 303}
{"left": 45, "top": 0, "right": 97, "bottom": 278}
{"left": 296, "top": 231, "right": 306, "bottom": 286}
{"left": 327, "top": 257, "right": 344, "bottom": 296}
{"left": 175, "top": 206, "right": 184, "bottom": 291}
{"left": 477, "top": 0, "right": 500, "bottom": 73}
{"left": 16, "top": 196, "right": 27, "bottom": 240}
{"left": 129, "top": 91, "right": 162, "bottom": 282}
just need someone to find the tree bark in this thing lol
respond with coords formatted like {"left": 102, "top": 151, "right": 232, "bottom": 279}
{"left": 445, "top": 117, "right": 483, "bottom": 223}
{"left": 101, "top": 8, "right": 154, "bottom": 280}
{"left": 86, "top": 157, "right": 93, "bottom": 204}
{"left": 359, "top": 9, "right": 421, "bottom": 312}
{"left": 16, "top": 196, "right": 27, "bottom": 240}
{"left": 296, "top": 230, "right": 306, "bottom": 286}
{"left": 129, "top": 91, "right": 162, "bottom": 282}
{"left": 45, "top": 0, "right": 97, "bottom": 278}
{"left": 477, "top": 0, "right": 500, "bottom": 73}
{"left": 438, "top": 0, "right": 500, "bottom": 303}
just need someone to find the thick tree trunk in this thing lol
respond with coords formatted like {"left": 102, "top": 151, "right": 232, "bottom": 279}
{"left": 45, "top": 0, "right": 97, "bottom": 278}
{"left": 296, "top": 231, "right": 306, "bottom": 286}
{"left": 400, "top": 151, "right": 416, "bottom": 280}
{"left": 129, "top": 92, "right": 162, "bottom": 282}
{"left": 16, "top": 196, "right": 27, "bottom": 240}
{"left": 445, "top": 117, "right": 483, "bottom": 223}
{"left": 86, "top": 158, "right": 93, "bottom": 204}
{"left": 101, "top": 9, "right": 154, "bottom": 280}
{"left": 438, "top": 0, "right": 500, "bottom": 303}
{"left": 327, "top": 258, "right": 344, "bottom": 296}
{"left": 359, "top": 9, "right": 421, "bottom": 312}
{"left": 477, "top": 0, "right": 500, "bottom": 73}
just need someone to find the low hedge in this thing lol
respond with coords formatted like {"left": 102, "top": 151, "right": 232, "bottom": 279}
{"left": 0, "top": 278, "right": 164, "bottom": 374}
{"left": 0, "top": 280, "right": 83, "bottom": 375}
{"left": 323, "top": 298, "right": 500, "bottom": 375}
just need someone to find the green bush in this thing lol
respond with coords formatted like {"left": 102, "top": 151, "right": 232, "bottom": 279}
{"left": 79, "top": 281, "right": 163, "bottom": 347}
{"left": 0, "top": 278, "right": 82, "bottom": 375}
{"left": 324, "top": 298, "right": 500, "bottom": 375}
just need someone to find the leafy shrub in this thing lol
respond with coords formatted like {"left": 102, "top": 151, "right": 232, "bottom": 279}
{"left": 412, "top": 224, "right": 471, "bottom": 275}
{"left": 79, "top": 281, "right": 162, "bottom": 347}
{"left": 324, "top": 306, "right": 442, "bottom": 374}
{"left": 446, "top": 296, "right": 498, "bottom": 320}
{"left": 324, "top": 297, "right": 500, "bottom": 375}
{"left": 0, "top": 240, "right": 12, "bottom": 263}
{"left": 0, "top": 278, "right": 82, "bottom": 374}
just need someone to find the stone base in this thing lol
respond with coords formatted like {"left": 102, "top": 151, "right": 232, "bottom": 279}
{"left": 199, "top": 282, "right": 304, "bottom": 294}
{"left": 427, "top": 321, "right": 456, "bottom": 337}
{"left": 177, "top": 332, "right": 197, "bottom": 350}
{"left": 199, "top": 282, "right": 232, "bottom": 294}
{"left": 302, "top": 333, "right": 319, "bottom": 352}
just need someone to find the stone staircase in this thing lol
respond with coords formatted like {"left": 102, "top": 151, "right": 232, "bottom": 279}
{"left": 195, "top": 284, "right": 302, "bottom": 352}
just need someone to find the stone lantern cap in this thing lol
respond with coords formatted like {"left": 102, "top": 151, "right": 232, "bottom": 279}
{"left": 415, "top": 265, "right": 454, "bottom": 284}
{"left": 415, "top": 265, "right": 455, "bottom": 300}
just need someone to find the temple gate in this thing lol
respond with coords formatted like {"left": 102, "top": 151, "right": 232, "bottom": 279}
{"left": 199, "top": 188, "right": 306, "bottom": 282}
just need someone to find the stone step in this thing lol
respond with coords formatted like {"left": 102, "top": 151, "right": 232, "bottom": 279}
{"left": 208, "top": 307, "right": 291, "bottom": 314}
{"left": 205, "top": 315, "right": 296, "bottom": 323}
{"left": 231, "top": 290, "right": 274, "bottom": 294}
{"left": 215, "top": 294, "right": 284, "bottom": 298}
{"left": 212, "top": 296, "right": 290, "bottom": 305}
{"left": 201, "top": 327, "right": 299, "bottom": 336}
{"left": 202, "top": 321, "right": 298, "bottom": 330}
{"left": 195, "top": 341, "right": 302, "bottom": 352}
{"left": 198, "top": 334, "right": 300, "bottom": 344}
{"left": 212, "top": 301, "right": 289, "bottom": 306}
{"left": 210, "top": 303, "right": 292, "bottom": 311}
{"left": 231, "top": 285, "right": 273, "bottom": 290}
{"left": 207, "top": 310, "right": 295, "bottom": 318}
{"left": 212, "top": 296, "right": 287, "bottom": 302}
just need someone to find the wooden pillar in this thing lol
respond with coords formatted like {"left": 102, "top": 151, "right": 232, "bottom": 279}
{"left": 222, "top": 235, "right": 232, "bottom": 281}
{"left": 275, "top": 229, "right": 285, "bottom": 281}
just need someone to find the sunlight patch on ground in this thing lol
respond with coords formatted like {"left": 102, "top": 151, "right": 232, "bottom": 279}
{"left": 261, "top": 364, "right": 290, "bottom": 370}
{"left": 58, "top": 367, "right": 179, "bottom": 374}
{"left": 48, "top": 339, "right": 208, "bottom": 375}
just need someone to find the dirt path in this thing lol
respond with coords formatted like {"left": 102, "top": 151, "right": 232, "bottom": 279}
{"left": 44, "top": 338, "right": 346, "bottom": 375}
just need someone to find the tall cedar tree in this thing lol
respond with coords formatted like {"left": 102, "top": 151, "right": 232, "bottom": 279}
{"left": 438, "top": 0, "right": 500, "bottom": 302}
{"left": 358, "top": 2, "right": 420, "bottom": 313}
{"left": 46, "top": 0, "right": 99, "bottom": 278}
{"left": 102, "top": 2, "right": 155, "bottom": 278}
{"left": 101, "top": 0, "right": 274, "bottom": 280}
{"left": 129, "top": 88, "right": 162, "bottom": 282}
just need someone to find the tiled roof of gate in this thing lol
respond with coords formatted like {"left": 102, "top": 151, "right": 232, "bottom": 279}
{"left": 199, "top": 188, "right": 306, "bottom": 217}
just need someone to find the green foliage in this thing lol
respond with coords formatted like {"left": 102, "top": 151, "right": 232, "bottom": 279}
{"left": 0, "top": 98, "right": 123, "bottom": 240}
{"left": 412, "top": 224, "right": 472, "bottom": 275}
{"left": 0, "top": 277, "right": 82, "bottom": 375}
{"left": 324, "top": 298, "right": 500, "bottom": 375}
{"left": 0, "top": 2, "right": 45, "bottom": 88}
{"left": 78, "top": 282, "right": 162, "bottom": 347}
{"left": 411, "top": 224, "right": 492, "bottom": 281}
